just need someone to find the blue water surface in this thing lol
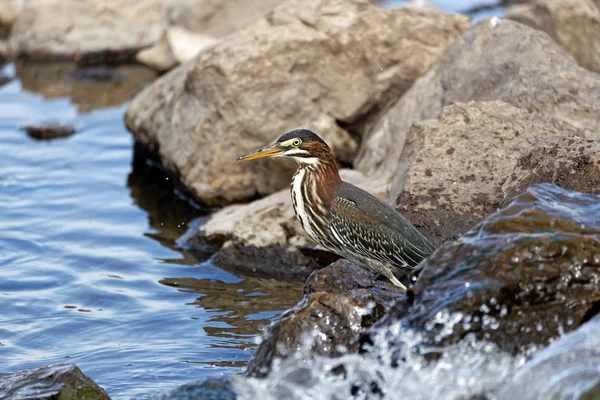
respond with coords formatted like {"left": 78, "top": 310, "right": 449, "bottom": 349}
{"left": 0, "top": 62, "right": 302, "bottom": 399}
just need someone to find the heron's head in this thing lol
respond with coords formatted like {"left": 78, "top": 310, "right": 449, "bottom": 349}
{"left": 237, "top": 129, "right": 331, "bottom": 167}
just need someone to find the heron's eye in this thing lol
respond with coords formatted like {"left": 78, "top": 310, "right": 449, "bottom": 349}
{"left": 292, "top": 139, "right": 301, "bottom": 147}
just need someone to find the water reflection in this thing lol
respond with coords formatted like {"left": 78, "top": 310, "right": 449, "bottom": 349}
{"left": 127, "top": 143, "right": 206, "bottom": 251}
{"left": 161, "top": 276, "right": 303, "bottom": 349}
{"left": 14, "top": 61, "right": 156, "bottom": 113}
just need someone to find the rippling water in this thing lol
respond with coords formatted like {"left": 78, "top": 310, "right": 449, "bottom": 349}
{"left": 0, "top": 62, "right": 303, "bottom": 399}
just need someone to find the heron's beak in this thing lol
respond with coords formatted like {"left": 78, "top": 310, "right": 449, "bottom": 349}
{"left": 237, "top": 143, "right": 283, "bottom": 161}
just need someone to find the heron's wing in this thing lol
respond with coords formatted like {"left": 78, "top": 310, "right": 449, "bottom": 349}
{"left": 330, "top": 182, "right": 435, "bottom": 269}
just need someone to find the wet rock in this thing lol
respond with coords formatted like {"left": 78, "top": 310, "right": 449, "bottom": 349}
{"left": 15, "top": 62, "right": 156, "bottom": 113}
{"left": 390, "top": 101, "right": 563, "bottom": 245}
{"left": 10, "top": 0, "right": 167, "bottom": 62}
{"left": 356, "top": 18, "right": 600, "bottom": 182}
{"left": 503, "top": 136, "right": 600, "bottom": 204}
{"left": 244, "top": 258, "right": 403, "bottom": 378}
{"left": 506, "top": 0, "right": 600, "bottom": 73}
{"left": 0, "top": 363, "right": 110, "bottom": 400}
{"left": 23, "top": 123, "right": 76, "bottom": 140}
{"left": 245, "top": 291, "right": 384, "bottom": 378}
{"left": 497, "top": 315, "right": 600, "bottom": 400}
{"left": 154, "top": 376, "right": 236, "bottom": 400}
{"left": 180, "top": 170, "right": 386, "bottom": 281}
{"left": 125, "top": 0, "right": 470, "bottom": 206}
{"left": 304, "top": 259, "right": 404, "bottom": 311}
{"left": 379, "top": 184, "right": 600, "bottom": 355}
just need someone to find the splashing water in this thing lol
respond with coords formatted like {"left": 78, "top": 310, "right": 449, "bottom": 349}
{"left": 234, "top": 318, "right": 527, "bottom": 400}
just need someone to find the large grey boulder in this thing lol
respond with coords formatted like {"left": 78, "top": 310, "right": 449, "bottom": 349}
{"left": 356, "top": 18, "right": 600, "bottom": 183}
{"left": 506, "top": 0, "right": 600, "bottom": 73}
{"left": 125, "top": 0, "right": 471, "bottom": 206}
{"left": 390, "top": 100, "right": 564, "bottom": 245}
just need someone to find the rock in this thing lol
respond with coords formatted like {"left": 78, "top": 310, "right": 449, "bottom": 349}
{"left": 0, "top": 363, "right": 110, "bottom": 400}
{"left": 166, "top": 27, "right": 219, "bottom": 64}
{"left": 23, "top": 123, "right": 76, "bottom": 140}
{"left": 166, "top": 0, "right": 285, "bottom": 39}
{"left": 390, "top": 101, "right": 563, "bottom": 245}
{"left": 502, "top": 136, "right": 600, "bottom": 204}
{"left": 180, "top": 170, "right": 387, "bottom": 281}
{"left": 304, "top": 259, "right": 404, "bottom": 310}
{"left": 506, "top": 0, "right": 600, "bottom": 73}
{"left": 154, "top": 376, "right": 236, "bottom": 400}
{"left": 356, "top": 18, "right": 600, "bottom": 182}
{"left": 244, "top": 292, "right": 384, "bottom": 378}
{"left": 378, "top": 184, "right": 600, "bottom": 355}
{"left": 10, "top": 0, "right": 167, "bottom": 62}
{"left": 15, "top": 62, "right": 156, "bottom": 113}
{"left": 135, "top": 35, "right": 178, "bottom": 72}
{"left": 137, "top": 0, "right": 286, "bottom": 70}
{"left": 0, "top": 41, "right": 9, "bottom": 64}
{"left": 0, "top": 0, "right": 24, "bottom": 26}
{"left": 244, "top": 258, "right": 403, "bottom": 378}
{"left": 125, "top": 0, "right": 471, "bottom": 206}
{"left": 497, "top": 316, "right": 600, "bottom": 400}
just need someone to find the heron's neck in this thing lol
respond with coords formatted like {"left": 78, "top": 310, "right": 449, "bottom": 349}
{"left": 294, "top": 155, "right": 341, "bottom": 208}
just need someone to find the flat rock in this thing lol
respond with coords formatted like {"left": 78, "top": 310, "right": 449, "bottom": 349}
{"left": 181, "top": 189, "right": 334, "bottom": 281}
{"left": 503, "top": 136, "right": 600, "bottom": 204}
{"left": 377, "top": 184, "right": 600, "bottom": 355}
{"left": 506, "top": 0, "right": 600, "bottom": 73}
{"left": 125, "top": 0, "right": 470, "bottom": 206}
{"left": 0, "top": 363, "right": 110, "bottom": 400}
{"left": 10, "top": 0, "right": 167, "bottom": 62}
{"left": 356, "top": 18, "right": 600, "bottom": 181}
{"left": 181, "top": 170, "right": 385, "bottom": 281}
{"left": 390, "top": 100, "right": 564, "bottom": 245}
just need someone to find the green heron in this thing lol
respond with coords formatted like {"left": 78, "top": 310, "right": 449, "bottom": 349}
{"left": 237, "top": 129, "right": 435, "bottom": 290}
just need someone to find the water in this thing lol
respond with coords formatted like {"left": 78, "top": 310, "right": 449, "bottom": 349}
{"left": 384, "top": 0, "right": 510, "bottom": 20}
{"left": 0, "top": 62, "right": 302, "bottom": 399}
